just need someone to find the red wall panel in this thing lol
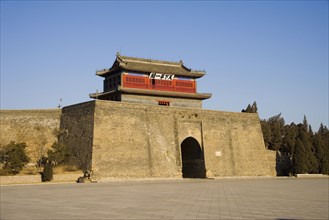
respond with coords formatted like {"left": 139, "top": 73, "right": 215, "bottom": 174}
{"left": 122, "top": 75, "right": 196, "bottom": 94}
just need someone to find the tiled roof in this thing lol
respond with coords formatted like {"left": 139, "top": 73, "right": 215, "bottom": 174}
{"left": 119, "top": 87, "right": 211, "bottom": 100}
{"left": 96, "top": 53, "right": 205, "bottom": 78}
{"left": 89, "top": 86, "right": 211, "bottom": 100}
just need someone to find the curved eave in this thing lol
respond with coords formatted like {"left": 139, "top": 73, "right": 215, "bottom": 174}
{"left": 89, "top": 89, "right": 118, "bottom": 99}
{"left": 121, "top": 65, "right": 205, "bottom": 79}
{"left": 90, "top": 87, "right": 212, "bottom": 100}
{"left": 96, "top": 67, "right": 120, "bottom": 77}
{"left": 96, "top": 66, "right": 205, "bottom": 79}
{"left": 119, "top": 87, "right": 211, "bottom": 100}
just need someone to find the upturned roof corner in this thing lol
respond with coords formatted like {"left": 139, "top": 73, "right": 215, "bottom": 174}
{"left": 96, "top": 54, "right": 205, "bottom": 78}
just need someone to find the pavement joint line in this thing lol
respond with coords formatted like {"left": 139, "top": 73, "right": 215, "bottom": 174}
{"left": 1, "top": 178, "right": 328, "bottom": 220}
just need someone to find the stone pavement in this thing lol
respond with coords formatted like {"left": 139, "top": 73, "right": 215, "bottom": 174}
{"left": 1, "top": 178, "right": 328, "bottom": 219}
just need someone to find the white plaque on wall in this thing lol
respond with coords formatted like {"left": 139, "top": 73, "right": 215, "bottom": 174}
{"left": 215, "top": 151, "right": 222, "bottom": 157}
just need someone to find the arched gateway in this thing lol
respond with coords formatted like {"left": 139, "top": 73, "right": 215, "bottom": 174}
{"left": 181, "top": 137, "right": 206, "bottom": 178}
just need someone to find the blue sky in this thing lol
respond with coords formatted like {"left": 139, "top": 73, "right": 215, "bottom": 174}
{"left": 1, "top": 1, "right": 328, "bottom": 129}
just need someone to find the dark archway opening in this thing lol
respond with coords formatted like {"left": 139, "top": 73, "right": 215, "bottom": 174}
{"left": 181, "top": 137, "right": 206, "bottom": 178}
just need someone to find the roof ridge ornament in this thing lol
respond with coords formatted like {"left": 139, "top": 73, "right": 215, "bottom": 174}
{"left": 116, "top": 52, "right": 127, "bottom": 64}
{"left": 96, "top": 54, "right": 205, "bottom": 78}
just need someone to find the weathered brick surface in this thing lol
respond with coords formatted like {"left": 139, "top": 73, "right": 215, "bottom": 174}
{"left": 266, "top": 150, "right": 277, "bottom": 176}
{"left": 1, "top": 101, "right": 275, "bottom": 180}
{"left": 60, "top": 100, "right": 275, "bottom": 180}
{"left": 0, "top": 110, "right": 61, "bottom": 163}
{"left": 121, "top": 94, "right": 202, "bottom": 108}
{"left": 60, "top": 102, "right": 95, "bottom": 171}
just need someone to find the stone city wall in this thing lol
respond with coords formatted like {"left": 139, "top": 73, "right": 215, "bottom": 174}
{"left": 0, "top": 109, "right": 61, "bottom": 163}
{"left": 201, "top": 110, "right": 275, "bottom": 177}
{"left": 92, "top": 100, "right": 180, "bottom": 179}
{"left": 82, "top": 100, "right": 275, "bottom": 179}
{"left": 121, "top": 94, "right": 202, "bottom": 109}
{"left": 1, "top": 101, "right": 276, "bottom": 179}
{"left": 60, "top": 102, "right": 95, "bottom": 171}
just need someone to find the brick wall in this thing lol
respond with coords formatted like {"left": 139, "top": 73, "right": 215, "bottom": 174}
{"left": 0, "top": 110, "right": 61, "bottom": 163}
{"left": 70, "top": 100, "right": 275, "bottom": 180}
{"left": 60, "top": 102, "right": 95, "bottom": 171}
{"left": 1, "top": 101, "right": 276, "bottom": 179}
{"left": 121, "top": 94, "right": 202, "bottom": 108}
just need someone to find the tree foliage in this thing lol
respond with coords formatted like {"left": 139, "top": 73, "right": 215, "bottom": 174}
{"left": 293, "top": 139, "right": 307, "bottom": 174}
{"left": 242, "top": 101, "right": 258, "bottom": 113}
{"left": 244, "top": 102, "right": 328, "bottom": 175}
{"left": 48, "top": 128, "right": 91, "bottom": 172}
{"left": 41, "top": 160, "right": 53, "bottom": 182}
{"left": 47, "top": 142, "right": 71, "bottom": 165}
{"left": 261, "top": 113, "right": 329, "bottom": 175}
{"left": 261, "top": 113, "right": 285, "bottom": 151}
{"left": 0, "top": 142, "right": 30, "bottom": 175}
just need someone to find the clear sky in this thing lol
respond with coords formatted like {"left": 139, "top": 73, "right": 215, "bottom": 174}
{"left": 1, "top": 1, "right": 328, "bottom": 129}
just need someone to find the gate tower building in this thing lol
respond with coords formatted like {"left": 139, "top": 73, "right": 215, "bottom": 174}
{"left": 0, "top": 53, "right": 276, "bottom": 180}
{"left": 57, "top": 53, "right": 276, "bottom": 180}
{"left": 89, "top": 53, "right": 212, "bottom": 109}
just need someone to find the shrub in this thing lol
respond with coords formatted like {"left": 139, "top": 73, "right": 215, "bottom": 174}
{"left": 47, "top": 142, "right": 71, "bottom": 165}
{"left": 37, "top": 156, "right": 49, "bottom": 167}
{"left": 41, "top": 161, "right": 53, "bottom": 182}
{"left": 64, "top": 165, "right": 79, "bottom": 172}
{"left": 0, "top": 168, "right": 11, "bottom": 176}
{"left": 0, "top": 142, "right": 30, "bottom": 175}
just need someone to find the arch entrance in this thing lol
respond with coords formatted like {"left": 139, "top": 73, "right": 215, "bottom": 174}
{"left": 180, "top": 137, "right": 206, "bottom": 178}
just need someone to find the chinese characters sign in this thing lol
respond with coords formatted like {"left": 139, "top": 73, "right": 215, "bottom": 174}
{"left": 149, "top": 73, "right": 174, "bottom": 80}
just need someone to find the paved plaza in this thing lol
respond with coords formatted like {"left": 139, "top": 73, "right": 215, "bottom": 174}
{"left": 1, "top": 178, "right": 328, "bottom": 219}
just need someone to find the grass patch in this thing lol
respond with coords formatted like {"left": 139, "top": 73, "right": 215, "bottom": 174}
{"left": 53, "top": 165, "right": 81, "bottom": 174}
{"left": 0, "top": 165, "right": 82, "bottom": 176}
{"left": 18, "top": 166, "right": 40, "bottom": 175}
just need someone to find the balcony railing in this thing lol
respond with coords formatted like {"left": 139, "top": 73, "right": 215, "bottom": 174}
{"left": 122, "top": 75, "right": 196, "bottom": 93}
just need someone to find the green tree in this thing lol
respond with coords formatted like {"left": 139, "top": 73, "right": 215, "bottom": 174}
{"left": 267, "top": 114, "right": 285, "bottom": 151}
{"left": 0, "top": 142, "right": 30, "bottom": 175}
{"left": 251, "top": 101, "right": 258, "bottom": 113}
{"left": 313, "top": 134, "right": 325, "bottom": 173}
{"left": 299, "top": 125, "right": 318, "bottom": 173}
{"left": 259, "top": 107, "right": 328, "bottom": 176}
{"left": 282, "top": 123, "right": 298, "bottom": 156}
{"left": 260, "top": 119, "right": 271, "bottom": 149}
{"left": 316, "top": 124, "right": 329, "bottom": 174}
{"left": 246, "top": 104, "right": 252, "bottom": 112}
{"left": 302, "top": 115, "right": 309, "bottom": 132}
{"left": 41, "top": 160, "right": 53, "bottom": 182}
{"left": 242, "top": 101, "right": 258, "bottom": 113}
{"left": 278, "top": 123, "right": 299, "bottom": 175}
{"left": 260, "top": 114, "right": 285, "bottom": 151}
{"left": 293, "top": 139, "right": 307, "bottom": 174}
{"left": 47, "top": 142, "right": 71, "bottom": 165}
